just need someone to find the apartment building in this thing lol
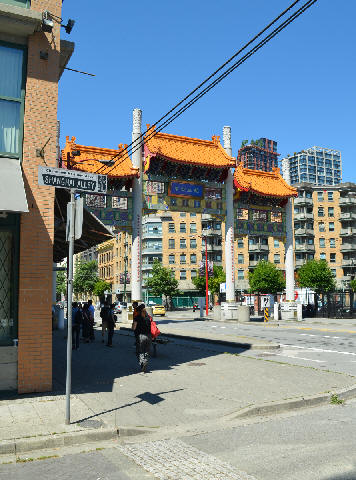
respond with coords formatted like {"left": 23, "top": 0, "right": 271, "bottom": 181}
{"left": 284, "top": 147, "right": 342, "bottom": 186}
{"left": 238, "top": 138, "right": 278, "bottom": 172}
{"left": 97, "top": 239, "right": 115, "bottom": 287}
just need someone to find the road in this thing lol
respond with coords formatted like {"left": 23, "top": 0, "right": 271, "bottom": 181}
{"left": 156, "top": 312, "right": 356, "bottom": 376}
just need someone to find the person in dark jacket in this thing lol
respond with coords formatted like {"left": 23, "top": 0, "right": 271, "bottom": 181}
{"left": 72, "top": 302, "right": 81, "bottom": 350}
{"left": 82, "top": 303, "right": 91, "bottom": 343}
{"left": 132, "top": 303, "right": 152, "bottom": 372}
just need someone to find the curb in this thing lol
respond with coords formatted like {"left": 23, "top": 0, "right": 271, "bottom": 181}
{"left": 0, "top": 426, "right": 154, "bottom": 456}
{"left": 118, "top": 326, "right": 280, "bottom": 351}
{"left": 224, "top": 383, "right": 356, "bottom": 421}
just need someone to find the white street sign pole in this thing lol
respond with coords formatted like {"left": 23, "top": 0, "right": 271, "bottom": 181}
{"left": 65, "top": 190, "right": 75, "bottom": 425}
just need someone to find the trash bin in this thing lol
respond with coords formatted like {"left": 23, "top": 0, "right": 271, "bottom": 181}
{"left": 57, "top": 305, "right": 65, "bottom": 330}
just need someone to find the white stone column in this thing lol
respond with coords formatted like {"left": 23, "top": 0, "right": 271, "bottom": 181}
{"left": 282, "top": 158, "right": 295, "bottom": 302}
{"left": 223, "top": 126, "right": 235, "bottom": 303}
{"left": 131, "top": 108, "right": 143, "bottom": 302}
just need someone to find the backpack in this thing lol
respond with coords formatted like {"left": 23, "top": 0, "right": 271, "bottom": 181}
{"left": 102, "top": 307, "right": 113, "bottom": 323}
{"left": 74, "top": 309, "right": 83, "bottom": 326}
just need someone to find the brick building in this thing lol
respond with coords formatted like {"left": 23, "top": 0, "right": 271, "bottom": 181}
{"left": 0, "top": 0, "right": 74, "bottom": 392}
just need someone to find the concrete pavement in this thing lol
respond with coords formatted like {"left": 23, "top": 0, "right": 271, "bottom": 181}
{"left": 1, "top": 324, "right": 356, "bottom": 456}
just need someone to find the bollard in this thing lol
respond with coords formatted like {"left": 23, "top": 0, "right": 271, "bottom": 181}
{"left": 264, "top": 307, "right": 269, "bottom": 322}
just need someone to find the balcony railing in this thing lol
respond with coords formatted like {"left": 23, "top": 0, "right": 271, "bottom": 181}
{"left": 294, "top": 197, "right": 313, "bottom": 206}
{"left": 248, "top": 244, "right": 269, "bottom": 252}
{"left": 294, "top": 228, "right": 314, "bottom": 236}
{"left": 340, "top": 244, "right": 356, "bottom": 252}
{"left": 339, "top": 197, "right": 356, "bottom": 206}
{"left": 342, "top": 259, "right": 356, "bottom": 267}
{"left": 294, "top": 212, "right": 314, "bottom": 220}
{"left": 295, "top": 244, "right": 315, "bottom": 253}
{"left": 340, "top": 212, "right": 356, "bottom": 221}
{"left": 340, "top": 228, "right": 356, "bottom": 236}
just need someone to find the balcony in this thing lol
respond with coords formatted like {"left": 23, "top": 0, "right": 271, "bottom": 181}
{"left": 340, "top": 228, "right": 356, "bottom": 236}
{"left": 295, "top": 258, "right": 307, "bottom": 268}
{"left": 248, "top": 244, "right": 269, "bottom": 252}
{"left": 202, "top": 228, "right": 222, "bottom": 236}
{"left": 342, "top": 259, "right": 356, "bottom": 267}
{"left": 202, "top": 244, "right": 222, "bottom": 252}
{"left": 339, "top": 197, "right": 356, "bottom": 206}
{"left": 294, "top": 212, "right": 313, "bottom": 221}
{"left": 142, "top": 249, "right": 162, "bottom": 255}
{"left": 295, "top": 244, "right": 315, "bottom": 253}
{"left": 340, "top": 212, "right": 356, "bottom": 221}
{"left": 340, "top": 244, "right": 356, "bottom": 252}
{"left": 294, "top": 228, "right": 314, "bottom": 236}
{"left": 142, "top": 232, "right": 162, "bottom": 239}
{"left": 294, "top": 197, "right": 313, "bottom": 206}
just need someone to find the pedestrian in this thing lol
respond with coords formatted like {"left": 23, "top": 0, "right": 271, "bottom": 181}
{"left": 132, "top": 301, "right": 139, "bottom": 347}
{"left": 100, "top": 301, "right": 115, "bottom": 346}
{"left": 82, "top": 303, "right": 91, "bottom": 343}
{"left": 72, "top": 302, "right": 81, "bottom": 350}
{"left": 132, "top": 303, "right": 152, "bottom": 372}
{"left": 87, "top": 299, "right": 95, "bottom": 342}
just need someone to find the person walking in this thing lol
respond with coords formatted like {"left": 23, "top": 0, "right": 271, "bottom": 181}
{"left": 100, "top": 301, "right": 110, "bottom": 343}
{"left": 132, "top": 304, "right": 152, "bottom": 372}
{"left": 87, "top": 299, "right": 95, "bottom": 342}
{"left": 82, "top": 303, "right": 91, "bottom": 343}
{"left": 100, "top": 301, "right": 115, "bottom": 346}
{"left": 72, "top": 302, "right": 81, "bottom": 350}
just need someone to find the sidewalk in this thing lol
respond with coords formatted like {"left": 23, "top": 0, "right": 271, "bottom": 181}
{"left": 1, "top": 327, "right": 355, "bottom": 455}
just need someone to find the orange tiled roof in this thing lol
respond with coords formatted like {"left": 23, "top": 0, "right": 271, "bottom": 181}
{"left": 62, "top": 137, "right": 139, "bottom": 179}
{"left": 234, "top": 163, "right": 298, "bottom": 198}
{"left": 144, "top": 126, "right": 236, "bottom": 169}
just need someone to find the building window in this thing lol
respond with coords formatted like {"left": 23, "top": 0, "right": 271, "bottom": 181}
{"left": 191, "top": 270, "right": 197, "bottom": 278}
{"left": 169, "top": 254, "right": 175, "bottom": 264}
{"left": 180, "top": 212, "right": 186, "bottom": 217}
{"left": 169, "top": 239, "right": 175, "bottom": 249}
{"left": 237, "top": 238, "right": 244, "bottom": 248}
{"left": 330, "top": 253, "right": 336, "bottom": 263}
{"left": 168, "top": 223, "right": 175, "bottom": 233}
{"left": 319, "top": 222, "right": 325, "bottom": 232}
{"left": 170, "top": 198, "right": 177, "bottom": 206}
{"left": 306, "top": 191, "right": 312, "bottom": 198}
{"left": 180, "top": 223, "right": 186, "bottom": 233}
{"left": 317, "top": 191, "right": 324, "bottom": 201}
{"left": 328, "top": 191, "right": 333, "bottom": 201}
{"left": 190, "top": 254, "right": 197, "bottom": 264}
{"left": 190, "top": 213, "right": 196, "bottom": 217}
{"left": 180, "top": 270, "right": 186, "bottom": 280}
{"left": 190, "top": 223, "right": 197, "bottom": 233}
{"left": 274, "top": 254, "right": 280, "bottom": 264}
{"left": 330, "top": 238, "right": 335, "bottom": 248}
{"left": 0, "top": 0, "right": 30, "bottom": 6}
{"left": 190, "top": 238, "right": 197, "bottom": 248}
{"left": 328, "top": 207, "right": 334, "bottom": 217}
{"left": 238, "top": 254, "right": 244, "bottom": 264}
{"left": 237, "top": 270, "right": 244, "bottom": 280}
{"left": 274, "top": 239, "right": 279, "bottom": 248}
{"left": 216, "top": 254, "right": 222, "bottom": 262}
{"left": 319, "top": 238, "right": 325, "bottom": 248}
{"left": 329, "top": 222, "right": 335, "bottom": 232}
{"left": 0, "top": 43, "right": 26, "bottom": 157}
{"left": 318, "top": 207, "right": 324, "bottom": 217}
{"left": 261, "top": 237, "right": 268, "bottom": 246}
{"left": 215, "top": 222, "right": 221, "bottom": 230}
{"left": 180, "top": 238, "right": 186, "bottom": 248}
{"left": 180, "top": 254, "right": 186, "bottom": 264}
{"left": 307, "top": 238, "right": 314, "bottom": 245}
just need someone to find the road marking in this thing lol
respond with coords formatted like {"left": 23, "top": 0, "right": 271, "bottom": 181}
{"left": 300, "top": 333, "right": 317, "bottom": 336}
{"left": 280, "top": 344, "right": 356, "bottom": 356}
{"left": 281, "top": 326, "right": 356, "bottom": 334}
{"left": 274, "top": 353, "right": 324, "bottom": 363}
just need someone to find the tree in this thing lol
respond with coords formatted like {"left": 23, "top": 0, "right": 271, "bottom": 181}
{"left": 350, "top": 279, "right": 356, "bottom": 292}
{"left": 297, "top": 260, "right": 335, "bottom": 293}
{"left": 73, "top": 260, "right": 99, "bottom": 296}
{"left": 56, "top": 270, "right": 66, "bottom": 296}
{"left": 93, "top": 280, "right": 111, "bottom": 298}
{"left": 249, "top": 260, "right": 285, "bottom": 294}
{"left": 145, "top": 260, "right": 179, "bottom": 309}
{"left": 192, "top": 265, "right": 226, "bottom": 297}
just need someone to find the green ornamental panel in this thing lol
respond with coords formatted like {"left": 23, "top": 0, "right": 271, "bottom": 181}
{"left": 234, "top": 201, "right": 286, "bottom": 238}
{"left": 84, "top": 190, "right": 132, "bottom": 231}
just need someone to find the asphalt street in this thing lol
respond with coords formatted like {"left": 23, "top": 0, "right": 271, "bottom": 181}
{"left": 157, "top": 312, "right": 356, "bottom": 376}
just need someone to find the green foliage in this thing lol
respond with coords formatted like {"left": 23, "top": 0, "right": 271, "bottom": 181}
{"left": 248, "top": 261, "right": 285, "bottom": 294}
{"left": 93, "top": 280, "right": 111, "bottom": 297}
{"left": 73, "top": 260, "right": 99, "bottom": 295}
{"left": 56, "top": 270, "right": 66, "bottom": 296}
{"left": 330, "top": 394, "right": 344, "bottom": 405}
{"left": 297, "top": 260, "right": 335, "bottom": 293}
{"left": 192, "top": 265, "right": 226, "bottom": 296}
{"left": 350, "top": 279, "right": 356, "bottom": 292}
{"left": 145, "top": 260, "right": 179, "bottom": 307}
{"left": 241, "top": 139, "right": 248, "bottom": 148}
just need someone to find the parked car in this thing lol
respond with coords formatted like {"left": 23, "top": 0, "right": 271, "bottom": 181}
{"left": 153, "top": 305, "right": 166, "bottom": 316}
{"left": 193, "top": 302, "right": 213, "bottom": 312}
{"left": 113, "top": 303, "right": 122, "bottom": 314}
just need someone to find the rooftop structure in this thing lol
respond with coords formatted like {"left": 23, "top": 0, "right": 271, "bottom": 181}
{"left": 237, "top": 138, "right": 279, "bottom": 172}
{"left": 283, "top": 146, "right": 342, "bottom": 186}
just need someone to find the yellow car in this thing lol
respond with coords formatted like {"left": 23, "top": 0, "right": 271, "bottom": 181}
{"left": 153, "top": 305, "right": 166, "bottom": 316}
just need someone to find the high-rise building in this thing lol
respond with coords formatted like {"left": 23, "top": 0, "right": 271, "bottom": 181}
{"left": 237, "top": 138, "right": 278, "bottom": 172}
{"left": 284, "top": 147, "right": 342, "bottom": 186}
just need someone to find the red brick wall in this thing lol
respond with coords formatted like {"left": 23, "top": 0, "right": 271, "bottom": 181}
{"left": 18, "top": 0, "right": 62, "bottom": 393}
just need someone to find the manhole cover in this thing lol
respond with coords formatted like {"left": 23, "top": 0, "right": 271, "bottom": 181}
{"left": 77, "top": 419, "right": 104, "bottom": 429}
{"left": 188, "top": 362, "right": 206, "bottom": 367}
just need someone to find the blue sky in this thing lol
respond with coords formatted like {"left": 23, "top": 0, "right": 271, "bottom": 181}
{"left": 59, "top": 0, "right": 355, "bottom": 182}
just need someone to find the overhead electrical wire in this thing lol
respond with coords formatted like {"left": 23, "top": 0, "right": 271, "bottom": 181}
{"left": 94, "top": 0, "right": 317, "bottom": 176}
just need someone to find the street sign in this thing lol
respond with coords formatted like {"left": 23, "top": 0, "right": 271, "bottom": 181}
{"left": 261, "top": 296, "right": 270, "bottom": 308}
{"left": 38, "top": 166, "right": 107, "bottom": 193}
{"left": 66, "top": 196, "right": 83, "bottom": 241}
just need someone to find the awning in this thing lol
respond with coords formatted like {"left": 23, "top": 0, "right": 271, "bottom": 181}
{"left": 54, "top": 188, "right": 114, "bottom": 262}
{"left": 0, "top": 158, "right": 28, "bottom": 213}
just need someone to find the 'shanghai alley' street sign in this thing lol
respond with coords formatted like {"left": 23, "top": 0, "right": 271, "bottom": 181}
{"left": 38, "top": 166, "right": 107, "bottom": 193}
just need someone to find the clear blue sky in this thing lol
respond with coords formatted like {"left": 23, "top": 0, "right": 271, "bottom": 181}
{"left": 59, "top": 0, "right": 355, "bottom": 182}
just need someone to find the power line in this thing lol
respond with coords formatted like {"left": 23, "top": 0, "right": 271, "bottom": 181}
{"left": 95, "top": 0, "right": 318, "bottom": 176}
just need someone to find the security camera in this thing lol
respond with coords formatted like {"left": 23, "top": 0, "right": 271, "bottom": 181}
{"left": 42, "top": 11, "right": 54, "bottom": 33}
